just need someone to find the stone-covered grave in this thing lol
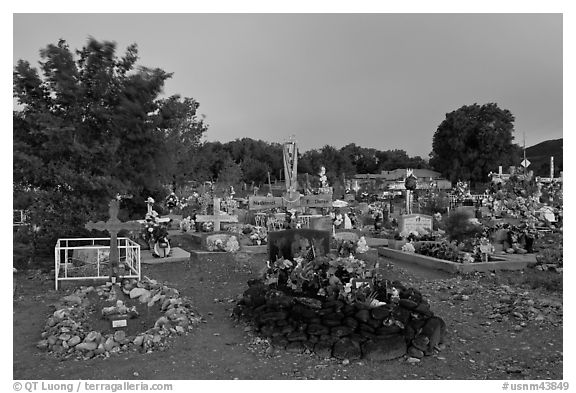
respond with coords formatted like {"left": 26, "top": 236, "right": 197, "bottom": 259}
{"left": 233, "top": 229, "right": 447, "bottom": 362}
{"left": 36, "top": 278, "right": 202, "bottom": 360}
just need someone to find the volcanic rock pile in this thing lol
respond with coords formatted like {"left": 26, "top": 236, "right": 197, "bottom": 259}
{"left": 233, "top": 280, "right": 446, "bottom": 362}
{"left": 37, "top": 278, "right": 201, "bottom": 360}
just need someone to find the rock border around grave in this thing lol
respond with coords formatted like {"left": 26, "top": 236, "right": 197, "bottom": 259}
{"left": 36, "top": 278, "right": 202, "bottom": 360}
{"left": 233, "top": 280, "right": 446, "bottom": 362}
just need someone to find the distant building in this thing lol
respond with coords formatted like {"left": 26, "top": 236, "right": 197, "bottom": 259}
{"left": 353, "top": 169, "right": 451, "bottom": 192}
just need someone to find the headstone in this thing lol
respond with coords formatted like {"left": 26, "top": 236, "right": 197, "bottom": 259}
{"left": 333, "top": 231, "right": 359, "bottom": 243}
{"left": 85, "top": 199, "right": 142, "bottom": 280}
{"left": 195, "top": 197, "right": 239, "bottom": 231}
{"left": 248, "top": 196, "right": 284, "bottom": 210}
{"left": 309, "top": 216, "right": 333, "bottom": 232}
{"left": 300, "top": 194, "right": 333, "bottom": 209}
{"left": 399, "top": 214, "right": 433, "bottom": 234}
{"left": 268, "top": 229, "right": 330, "bottom": 262}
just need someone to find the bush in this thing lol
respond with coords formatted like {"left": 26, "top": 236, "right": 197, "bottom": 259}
{"left": 444, "top": 210, "right": 483, "bottom": 243}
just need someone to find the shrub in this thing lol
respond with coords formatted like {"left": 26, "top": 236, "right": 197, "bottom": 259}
{"left": 444, "top": 210, "right": 483, "bottom": 243}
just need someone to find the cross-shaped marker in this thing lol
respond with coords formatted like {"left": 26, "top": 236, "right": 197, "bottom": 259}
{"left": 85, "top": 199, "right": 142, "bottom": 281}
{"left": 195, "top": 197, "right": 238, "bottom": 232}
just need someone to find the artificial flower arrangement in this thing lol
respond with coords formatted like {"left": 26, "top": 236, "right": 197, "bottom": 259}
{"left": 179, "top": 216, "right": 195, "bottom": 233}
{"left": 335, "top": 236, "right": 370, "bottom": 257}
{"left": 201, "top": 221, "right": 214, "bottom": 232}
{"left": 393, "top": 228, "right": 439, "bottom": 242}
{"left": 249, "top": 226, "right": 268, "bottom": 245}
{"left": 141, "top": 211, "right": 170, "bottom": 249}
{"left": 401, "top": 242, "right": 416, "bottom": 253}
{"left": 165, "top": 193, "right": 179, "bottom": 211}
{"left": 261, "top": 250, "right": 410, "bottom": 310}
{"left": 206, "top": 236, "right": 240, "bottom": 252}
{"left": 331, "top": 211, "right": 344, "bottom": 228}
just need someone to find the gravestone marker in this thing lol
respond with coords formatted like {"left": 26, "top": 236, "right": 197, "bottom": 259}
{"left": 248, "top": 196, "right": 284, "bottom": 210}
{"left": 310, "top": 216, "right": 333, "bottom": 232}
{"left": 195, "top": 197, "right": 239, "bottom": 231}
{"left": 300, "top": 194, "right": 333, "bottom": 209}
{"left": 334, "top": 231, "right": 360, "bottom": 242}
{"left": 85, "top": 199, "right": 142, "bottom": 281}
{"left": 399, "top": 214, "right": 433, "bottom": 234}
{"left": 268, "top": 229, "right": 330, "bottom": 262}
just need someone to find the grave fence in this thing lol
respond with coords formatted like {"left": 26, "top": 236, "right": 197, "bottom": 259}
{"left": 448, "top": 194, "right": 486, "bottom": 209}
{"left": 54, "top": 237, "right": 140, "bottom": 290}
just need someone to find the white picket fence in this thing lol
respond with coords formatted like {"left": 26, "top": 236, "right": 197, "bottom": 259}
{"left": 54, "top": 237, "right": 140, "bottom": 290}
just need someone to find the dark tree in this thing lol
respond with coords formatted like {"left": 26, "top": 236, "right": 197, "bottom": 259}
{"left": 154, "top": 95, "right": 208, "bottom": 191}
{"left": 13, "top": 38, "right": 204, "bottom": 257}
{"left": 429, "top": 103, "right": 520, "bottom": 184}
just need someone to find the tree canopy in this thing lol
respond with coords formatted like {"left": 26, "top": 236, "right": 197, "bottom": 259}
{"left": 13, "top": 38, "right": 206, "bottom": 254}
{"left": 429, "top": 103, "right": 521, "bottom": 184}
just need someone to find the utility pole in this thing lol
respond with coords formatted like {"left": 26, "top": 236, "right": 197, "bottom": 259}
{"left": 523, "top": 132, "right": 527, "bottom": 176}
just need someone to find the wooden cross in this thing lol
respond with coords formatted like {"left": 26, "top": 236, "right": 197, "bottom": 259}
{"left": 195, "top": 197, "right": 238, "bottom": 232}
{"left": 85, "top": 199, "right": 142, "bottom": 281}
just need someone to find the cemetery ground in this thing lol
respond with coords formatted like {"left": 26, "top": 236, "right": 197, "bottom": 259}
{"left": 13, "top": 235, "right": 562, "bottom": 380}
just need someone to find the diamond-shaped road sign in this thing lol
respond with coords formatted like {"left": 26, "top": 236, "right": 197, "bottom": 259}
{"left": 521, "top": 159, "right": 531, "bottom": 168}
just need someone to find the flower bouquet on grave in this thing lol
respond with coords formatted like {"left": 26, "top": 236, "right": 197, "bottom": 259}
{"left": 206, "top": 236, "right": 240, "bottom": 253}
{"left": 401, "top": 241, "right": 416, "bottom": 253}
{"left": 473, "top": 236, "right": 495, "bottom": 262}
{"left": 165, "top": 193, "right": 179, "bottom": 212}
{"left": 142, "top": 211, "right": 171, "bottom": 256}
{"left": 249, "top": 226, "right": 268, "bottom": 245}
{"left": 201, "top": 221, "right": 214, "bottom": 232}
{"left": 356, "top": 236, "right": 370, "bottom": 254}
{"left": 179, "top": 216, "right": 195, "bottom": 233}
{"left": 331, "top": 211, "right": 344, "bottom": 228}
{"left": 336, "top": 238, "right": 357, "bottom": 257}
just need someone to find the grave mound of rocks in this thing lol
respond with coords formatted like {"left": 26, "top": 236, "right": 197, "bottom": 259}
{"left": 37, "top": 278, "right": 201, "bottom": 360}
{"left": 233, "top": 278, "right": 446, "bottom": 362}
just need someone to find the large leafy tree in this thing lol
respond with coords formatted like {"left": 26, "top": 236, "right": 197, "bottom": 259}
{"left": 429, "top": 103, "right": 520, "bottom": 184}
{"left": 154, "top": 95, "right": 208, "bottom": 191}
{"left": 13, "top": 38, "right": 204, "bottom": 256}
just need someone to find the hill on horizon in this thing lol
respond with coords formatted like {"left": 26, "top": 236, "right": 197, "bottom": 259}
{"left": 525, "top": 138, "right": 563, "bottom": 177}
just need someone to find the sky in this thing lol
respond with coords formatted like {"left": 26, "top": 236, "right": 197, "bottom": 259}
{"left": 12, "top": 12, "right": 563, "bottom": 158}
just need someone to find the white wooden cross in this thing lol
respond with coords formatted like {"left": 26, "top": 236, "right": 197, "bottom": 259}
{"left": 195, "top": 197, "right": 238, "bottom": 232}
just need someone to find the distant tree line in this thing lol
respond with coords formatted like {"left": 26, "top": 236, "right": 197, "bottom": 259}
{"left": 190, "top": 139, "right": 431, "bottom": 189}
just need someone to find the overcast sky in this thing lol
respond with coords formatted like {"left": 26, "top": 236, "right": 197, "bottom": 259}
{"left": 13, "top": 13, "right": 562, "bottom": 158}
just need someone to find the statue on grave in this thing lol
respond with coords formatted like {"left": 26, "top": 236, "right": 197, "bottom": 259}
{"left": 282, "top": 136, "right": 300, "bottom": 205}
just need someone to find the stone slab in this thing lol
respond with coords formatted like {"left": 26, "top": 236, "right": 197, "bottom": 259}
{"left": 364, "top": 237, "right": 388, "bottom": 248}
{"left": 188, "top": 250, "right": 235, "bottom": 257}
{"left": 377, "top": 247, "right": 537, "bottom": 274}
{"left": 241, "top": 244, "right": 268, "bottom": 254}
{"left": 141, "top": 247, "right": 190, "bottom": 264}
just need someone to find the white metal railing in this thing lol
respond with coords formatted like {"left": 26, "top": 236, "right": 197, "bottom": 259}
{"left": 54, "top": 237, "right": 140, "bottom": 290}
{"left": 448, "top": 194, "right": 486, "bottom": 208}
{"left": 13, "top": 209, "right": 27, "bottom": 227}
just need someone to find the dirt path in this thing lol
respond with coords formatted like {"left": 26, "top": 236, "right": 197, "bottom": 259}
{"left": 13, "top": 250, "right": 563, "bottom": 380}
